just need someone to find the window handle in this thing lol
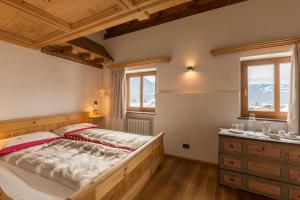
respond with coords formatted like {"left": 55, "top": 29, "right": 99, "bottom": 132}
{"left": 244, "top": 89, "right": 248, "bottom": 97}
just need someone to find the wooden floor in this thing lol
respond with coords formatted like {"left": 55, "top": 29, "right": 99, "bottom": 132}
{"left": 137, "top": 156, "right": 272, "bottom": 200}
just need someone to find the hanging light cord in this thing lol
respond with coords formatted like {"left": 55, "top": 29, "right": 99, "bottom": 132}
{"left": 101, "top": 68, "right": 104, "bottom": 90}
{"left": 98, "top": 68, "right": 104, "bottom": 90}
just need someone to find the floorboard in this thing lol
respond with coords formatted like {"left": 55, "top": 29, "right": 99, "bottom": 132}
{"left": 137, "top": 156, "right": 272, "bottom": 200}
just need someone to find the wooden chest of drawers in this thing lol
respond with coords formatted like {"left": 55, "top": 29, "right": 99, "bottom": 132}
{"left": 219, "top": 133, "right": 300, "bottom": 200}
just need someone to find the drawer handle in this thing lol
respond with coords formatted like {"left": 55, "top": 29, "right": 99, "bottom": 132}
{"left": 230, "top": 144, "right": 234, "bottom": 148}
{"left": 261, "top": 147, "right": 265, "bottom": 151}
{"left": 230, "top": 161, "right": 234, "bottom": 165}
{"left": 230, "top": 178, "right": 234, "bottom": 182}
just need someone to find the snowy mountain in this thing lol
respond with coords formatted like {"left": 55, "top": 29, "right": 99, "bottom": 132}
{"left": 248, "top": 84, "right": 289, "bottom": 112}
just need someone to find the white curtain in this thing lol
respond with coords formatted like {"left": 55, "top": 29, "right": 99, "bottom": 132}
{"left": 288, "top": 44, "right": 300, "bottom": 133}
{"left": 110, "top": 69, "right": 126, "bottom": 130}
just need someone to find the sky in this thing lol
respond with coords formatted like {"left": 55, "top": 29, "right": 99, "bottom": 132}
{"left": 248, "top": 63, "right": 291, "bottom": 85}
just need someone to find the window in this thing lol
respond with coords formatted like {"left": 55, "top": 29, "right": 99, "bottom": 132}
{"left": 126, "top": 71, "right": 156, "bottom": 112}
{"left": 241, "top": 57, "right": 291, "bottom": 119}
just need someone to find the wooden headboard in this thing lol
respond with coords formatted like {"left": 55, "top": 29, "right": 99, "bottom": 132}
{"left": 0, "top": 112, "right": 89, "bottom": 140}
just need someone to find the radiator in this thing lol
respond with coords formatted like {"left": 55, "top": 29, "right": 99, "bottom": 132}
{"left": 127, "top": 118, "right": 151, "bottom": 135}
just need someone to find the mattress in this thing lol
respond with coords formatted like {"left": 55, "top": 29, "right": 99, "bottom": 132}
{"left": 0, "top": 160, "right": 74, "bottom": 200}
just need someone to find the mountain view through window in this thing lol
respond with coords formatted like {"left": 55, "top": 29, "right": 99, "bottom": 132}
{"left": 127, "top": 71, "right": 156, "bottom": 112}
{"left": 241, "top": 56, "right": 291, "bottom": 119}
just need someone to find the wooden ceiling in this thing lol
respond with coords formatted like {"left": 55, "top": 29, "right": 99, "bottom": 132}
{"left": 0, "top": 0, "right": 247, "bottom": 68}
{"left": 0, "top": 0, "right": 193, "bottom": 50}
{"left": 104, "top": 0, "right": 248, "bottom": 39}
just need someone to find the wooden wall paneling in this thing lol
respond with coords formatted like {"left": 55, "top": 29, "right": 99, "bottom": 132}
{"left": 0, "top": 112, "right": 88, "bottom": 140}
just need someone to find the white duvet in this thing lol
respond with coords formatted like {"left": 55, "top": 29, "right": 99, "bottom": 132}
{"left": 1, "top": 139, "right": 130, "bottom": 190}
{"left": 69, "top": 128, "right": 153, "bottom": 150}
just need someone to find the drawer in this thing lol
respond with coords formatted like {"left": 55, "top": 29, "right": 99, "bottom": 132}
{"left": 288, "top": 169, "right": 300, "bottom": 184}
{"left": 223, "top": 138, "right": 242, "bottom": 154}
{"left": 247, "top": 178, "right": 281, "bottom": 199}
{"left": 247, "top": 161, "right": 281, "bottom": 178}
{"left": 220, "top": 170, "right": 243, "bottom": 189}
{"left": 221, "top": 155, "right": 242, "bottom": 171}
{"left": 247, "top": 143, "right": 281, "bottom": 160}
{"left": 289, "top": 187, "right": 300, "bottom": 200}
{"left": 289, "top": 150, "right": 300, "bottom": 164}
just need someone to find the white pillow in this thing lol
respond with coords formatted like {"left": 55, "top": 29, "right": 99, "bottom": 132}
{"left": 0, "top": 132, "right": 59, "bottom": 154}
{"left": 52, "top": 123, "right": 98, "bottom": 137}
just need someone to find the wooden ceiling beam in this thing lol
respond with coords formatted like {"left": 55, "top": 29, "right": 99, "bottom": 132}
{"left": 0, "top": 0, "right": 72, "bottom": 32}
{"left": 104, "top": 0, "right": 247, "bottom": 39}
{"left": 78, "top": 52, "right": 92, "bottom": 60}
{"left": 68, "top": 37, "right": 113, "bottom": 61}
{"left": 94, "top": 58, "right": 105, "bottom": 65}
{"left": 41, "top": 46, "right": 103, "bottom": 69}
{"left": 136, "top": 10, "right": 150, "bottom": 21}
{"left": 62, "top": 46, "right": 76, "bottom": 55}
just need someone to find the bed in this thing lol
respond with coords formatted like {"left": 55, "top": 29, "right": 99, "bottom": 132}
{"left": 0, "top": 112, "right": 165, "bottom": 200}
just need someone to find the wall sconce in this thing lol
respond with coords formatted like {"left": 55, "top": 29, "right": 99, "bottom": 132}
{"left": 187, "top": 66, "right": 195, "bottom": 71}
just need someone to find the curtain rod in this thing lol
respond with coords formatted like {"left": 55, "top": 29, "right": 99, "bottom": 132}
{"left": 210, "top": 36, "right": 300, "bottom": 56}
{"left": 108, "top": 56, "right": 171, "bottom": 69}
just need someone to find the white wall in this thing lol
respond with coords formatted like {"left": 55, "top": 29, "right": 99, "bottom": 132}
{"left": 102, "top": 0, "right": 300, "bottom": 164}
{"left": 0, "top": 41, "right": 101, "bottom": 121}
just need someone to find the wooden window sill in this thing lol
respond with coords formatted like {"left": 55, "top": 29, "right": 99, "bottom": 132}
{"left": 126, "top": 111, "right": 157, "bottom": 115}
{"left": 238, "top": 117, "right": 287, "bottom": 123}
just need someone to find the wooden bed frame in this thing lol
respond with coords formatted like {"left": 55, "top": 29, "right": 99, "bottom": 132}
{"left": 0, "top": 112, "right": 165, "bottom": 200}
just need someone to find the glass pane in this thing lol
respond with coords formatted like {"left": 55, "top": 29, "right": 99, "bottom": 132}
{"left": 248, "top": 65, "right": 274, "bottom": 111}
{"left": 280, "top": 62, "right": 291, "bottom": 112}
{"left": 129, "top": 77, "right": 141, "bottom": 107}
{"left": 143, "top": 75, "right": 156, "bottom": 108}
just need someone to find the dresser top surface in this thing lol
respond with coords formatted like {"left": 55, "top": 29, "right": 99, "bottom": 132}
{"left": 219, "top": 128, "right": 300, "bottom": 145}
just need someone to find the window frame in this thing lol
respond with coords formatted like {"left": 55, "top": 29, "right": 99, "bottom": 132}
{"left": 126, "top": 71, "right": 156, "bottom": 113}
{"left": 241, "top": 56, "right": 291, "bottom": 120}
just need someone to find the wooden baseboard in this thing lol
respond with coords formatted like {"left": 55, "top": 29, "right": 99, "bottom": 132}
{"left": 165, "top": 154, "right": 218, "bottom": 167}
